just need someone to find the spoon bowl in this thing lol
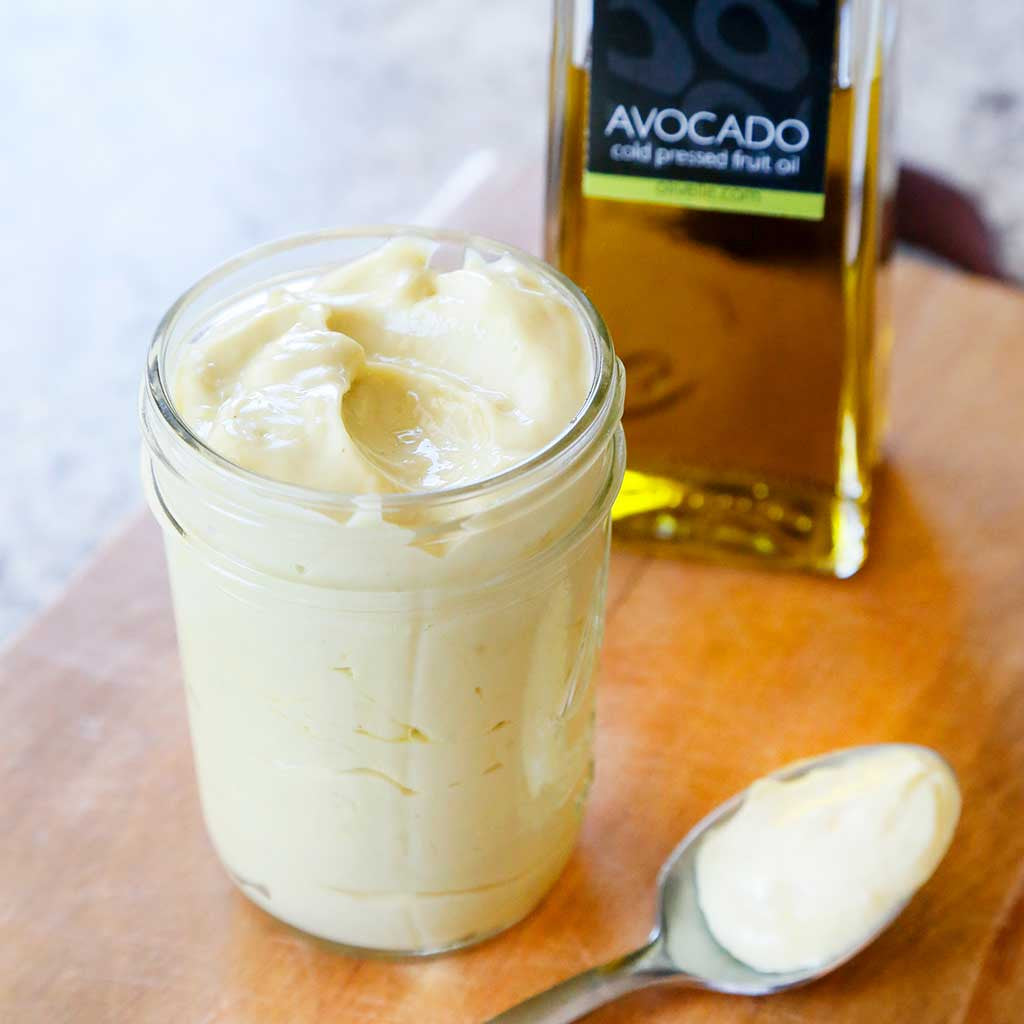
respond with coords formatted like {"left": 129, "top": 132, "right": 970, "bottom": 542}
{"left": 487, "top": 742, "right": 954, "bottom": 1022}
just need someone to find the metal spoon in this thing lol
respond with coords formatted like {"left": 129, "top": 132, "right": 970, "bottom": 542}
{"left": 486, "top": 743, "right": 951, "bottom": 1023}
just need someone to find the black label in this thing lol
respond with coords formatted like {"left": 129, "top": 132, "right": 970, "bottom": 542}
{"left": 585, "top": 0, "right": 838, "bottom": 219}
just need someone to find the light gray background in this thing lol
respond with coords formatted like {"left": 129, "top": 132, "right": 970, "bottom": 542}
{"left": 1, "top": 0, "right": 1021, "bottom": 642}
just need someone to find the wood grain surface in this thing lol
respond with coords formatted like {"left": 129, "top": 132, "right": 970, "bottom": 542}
{"left": 3, "top": 255, "right": 1024, "bottom": 1023}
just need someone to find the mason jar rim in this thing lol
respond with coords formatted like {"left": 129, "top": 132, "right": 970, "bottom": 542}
{"left": 142, "top": 225, "right": 623, "bottom": 513}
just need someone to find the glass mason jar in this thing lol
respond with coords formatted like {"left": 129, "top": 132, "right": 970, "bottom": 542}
{"left": 547, "top": 0, "right": 899, "bottom": 578}
{"left": 139, "top": 228, "right": 626, "bottom": 955}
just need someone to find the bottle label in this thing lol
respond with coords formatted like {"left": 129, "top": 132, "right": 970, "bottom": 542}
{"left": 586, "top": 0, "right": 838, "bottom": 220}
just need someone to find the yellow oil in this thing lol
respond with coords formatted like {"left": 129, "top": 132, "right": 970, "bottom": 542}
{"left": 547, "top": 63, "right": 893, "bottom": 577}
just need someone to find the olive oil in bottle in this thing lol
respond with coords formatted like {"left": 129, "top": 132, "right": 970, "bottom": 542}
{"left": 546, "top": 0, "right": 897, "bottom": 577}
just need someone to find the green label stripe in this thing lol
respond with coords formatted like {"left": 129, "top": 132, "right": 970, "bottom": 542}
{"left": 583, "top": 172, "right": 825, "bottom": 221}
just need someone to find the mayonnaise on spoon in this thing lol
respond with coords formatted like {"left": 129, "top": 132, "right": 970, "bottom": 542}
{"left": 694, "top": 744, "right": 960, "bottom": 973}
{"left": 488, "top": 743, "right": 960, "bottom": 1023}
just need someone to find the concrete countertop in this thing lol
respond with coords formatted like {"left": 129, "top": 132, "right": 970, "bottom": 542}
{"left": 1, "top": 0, "right": 1021, "bottom": 642}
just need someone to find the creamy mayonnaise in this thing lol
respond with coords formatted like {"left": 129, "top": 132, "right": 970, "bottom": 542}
{"left": 695, "top": 746, "right": 960, "bottom": 973}
{"left": 147, "top": 235, "right": 621, "bottom": 953}
{"left": 174, "top": 237, "right": 591, "bottom": 493}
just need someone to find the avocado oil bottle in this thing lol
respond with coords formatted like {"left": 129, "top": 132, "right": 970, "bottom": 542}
{"left": 546, "top": 0, "right": 897, "bottom": 577}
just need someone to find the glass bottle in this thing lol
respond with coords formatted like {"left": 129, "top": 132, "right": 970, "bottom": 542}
{"left": 546, "top": 0, "right": 898, "bottom": 577}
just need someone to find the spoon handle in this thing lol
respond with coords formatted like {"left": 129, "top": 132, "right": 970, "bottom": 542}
{"left": 484, "top": 940, "right": 677, "bottom": 1024}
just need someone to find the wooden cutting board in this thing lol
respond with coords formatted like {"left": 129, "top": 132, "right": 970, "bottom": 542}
{"left": 3, "top": 161, "right": 1024, "bottom": 1023}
